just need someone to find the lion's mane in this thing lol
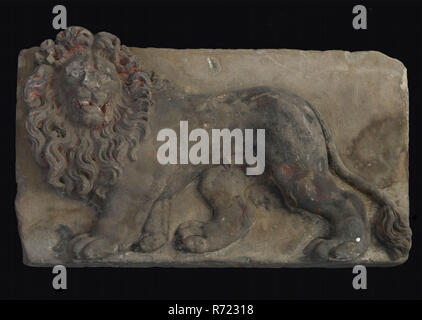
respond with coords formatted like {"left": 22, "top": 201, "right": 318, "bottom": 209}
{"left": 24, "top": 27, "right": 158, "bottom": 202}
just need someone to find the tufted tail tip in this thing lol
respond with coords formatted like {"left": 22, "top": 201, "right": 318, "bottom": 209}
{"left": 374, "top": 205, "right": 412, "bottom": 260}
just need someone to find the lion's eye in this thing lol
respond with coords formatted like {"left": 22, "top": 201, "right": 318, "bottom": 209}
{"left": 70, "top": 69, "right": 82, "bottom": 78}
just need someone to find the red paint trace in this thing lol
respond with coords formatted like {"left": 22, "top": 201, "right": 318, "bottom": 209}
{"left": 230, "top": 206, "right": 248, "bottom": 235}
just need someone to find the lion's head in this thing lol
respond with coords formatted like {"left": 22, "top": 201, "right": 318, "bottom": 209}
{"left": 24, "top": 26, "right": 158, "bottom": 202}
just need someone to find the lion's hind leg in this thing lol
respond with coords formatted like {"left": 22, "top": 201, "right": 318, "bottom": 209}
{"left": 174, "top": 166, "right": 255, "bottom": 253}
{"left": 271, "top": 164, "right": 370, "bottom": 262}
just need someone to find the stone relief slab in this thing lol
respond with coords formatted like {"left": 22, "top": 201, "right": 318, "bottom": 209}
{"left": 16, "top": 27, "right": 411, "bottom": 267}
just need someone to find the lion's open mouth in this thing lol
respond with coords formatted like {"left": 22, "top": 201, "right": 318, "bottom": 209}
{"left": 72, "top": 98, "right": 109, "bottom": 115}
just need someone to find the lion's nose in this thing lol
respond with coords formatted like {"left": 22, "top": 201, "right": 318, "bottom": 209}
{"left": 76, "top": 86, "right": 91, "bottom": 99}
{"left": 82, "top": 72, "right": 100, "bottom": 90}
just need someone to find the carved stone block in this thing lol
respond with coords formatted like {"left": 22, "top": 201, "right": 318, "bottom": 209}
{"left": 16, "top": 27, "right": 411, "bottom": 267}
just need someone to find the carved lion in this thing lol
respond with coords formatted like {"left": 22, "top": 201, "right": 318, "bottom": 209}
{"left": 24, "top": 27, "right": 411, "bottom": 262}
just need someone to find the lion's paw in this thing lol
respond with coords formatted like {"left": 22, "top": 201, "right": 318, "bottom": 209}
{"left": 303, "top": 237, "right": 366, "bottom": 262}
{"left": 69, "top": 233, "right": 118, "bottom": 259}
{"left": 174, "top": 221, "right": 209, "bottom": 253}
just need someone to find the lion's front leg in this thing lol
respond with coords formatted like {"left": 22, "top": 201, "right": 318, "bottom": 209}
{"left": 69, "top": 183, "right": 156, "bottom": 260}
{"left": 134, "top": 198, "right": 171, "bottom": 252}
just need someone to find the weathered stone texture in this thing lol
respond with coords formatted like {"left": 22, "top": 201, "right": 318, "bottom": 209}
{"left": 16, "top": 43, "right": 409, "bottom": 267}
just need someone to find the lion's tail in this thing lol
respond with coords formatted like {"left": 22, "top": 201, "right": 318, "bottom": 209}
{"left": 305, "top": 101, "right": 412, "bottom": 260}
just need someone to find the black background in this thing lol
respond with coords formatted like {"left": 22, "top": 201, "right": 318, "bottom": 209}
{"left": 0, "top": 0, "right": 420, "bottom": 302}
